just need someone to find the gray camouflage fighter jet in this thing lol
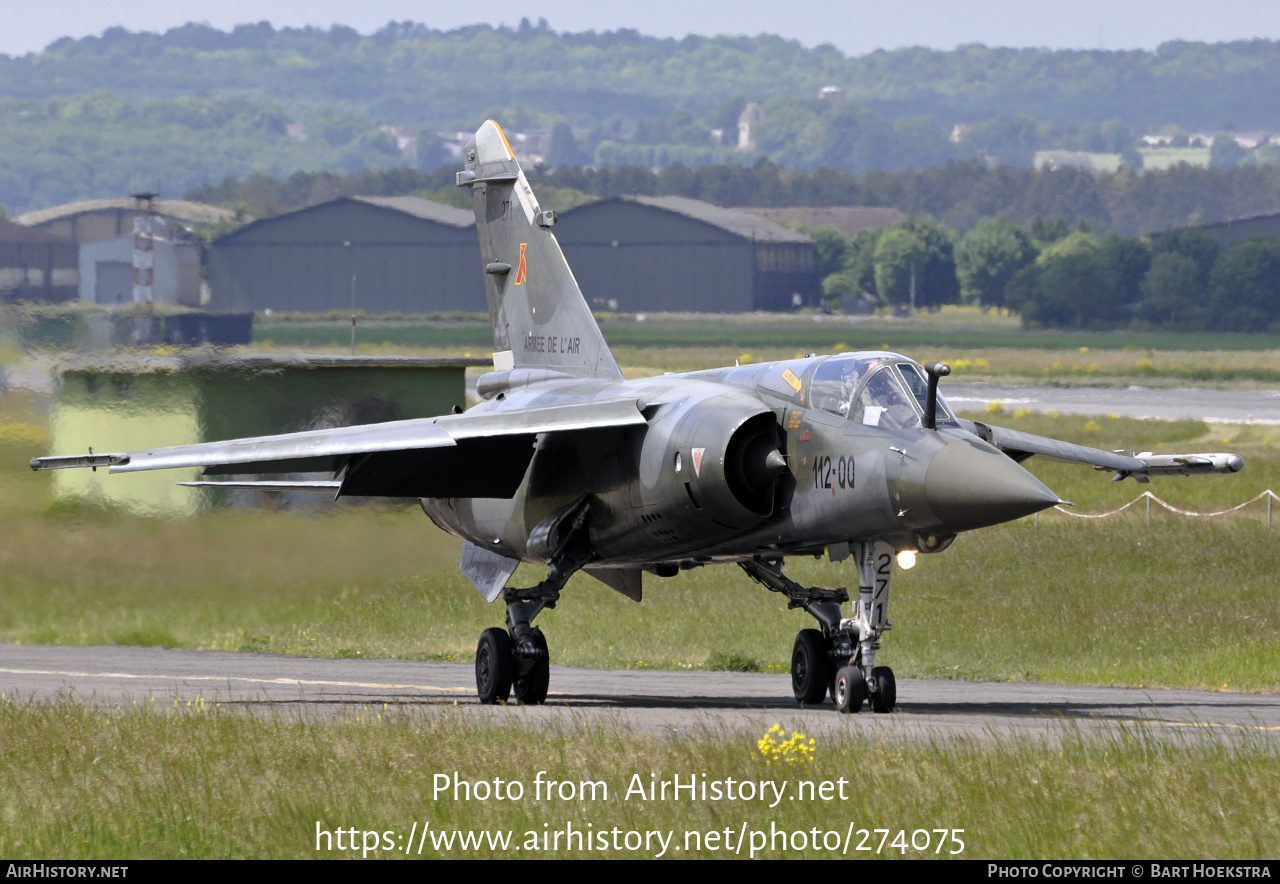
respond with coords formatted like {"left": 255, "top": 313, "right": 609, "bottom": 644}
{"left": 32, "top": 121, "right": 1244, "bottom": 714}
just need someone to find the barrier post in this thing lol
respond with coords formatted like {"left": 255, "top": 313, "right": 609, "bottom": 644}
{"left": 1269, "top": 492, "right": 1273, "bottom": 530}
{"left": 1145, "top": 493, "right": 1151, "bottom": 526}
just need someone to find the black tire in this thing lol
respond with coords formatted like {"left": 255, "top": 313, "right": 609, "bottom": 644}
{"left": 513, "top": 629, "right": 550, "bottom": 705}
{"left": 834, "top": 665, "right": 866, "bottom": 714}
{"left": 870, "top": 665, "right": 896, "bottom": 713}
{"left": 475, "top": 628, "right": 514, "bottom": 704}
{"left": 791, "top": 629, "right": 832, "bottom": 705}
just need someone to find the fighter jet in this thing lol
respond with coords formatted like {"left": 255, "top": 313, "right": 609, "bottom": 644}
{"left": 32, "top": 121, "right": 1244, "bottom": 714}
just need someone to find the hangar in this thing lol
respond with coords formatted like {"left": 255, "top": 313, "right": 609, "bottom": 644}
{"left": 554, "top": 196, "right": 820, "bottom": 313}
{"left": 208, "top": 196, "right": 486, "bottom": 314}
{"left": 0, "top": 218, "right": 77, "bottom": 303}
{"left": 14, "top": 196, "right": 230, "bottom": 306}
{"left": 14, "top": 197, "right": 233, "bottom": 245}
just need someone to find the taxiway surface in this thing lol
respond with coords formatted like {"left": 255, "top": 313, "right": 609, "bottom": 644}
{"left": 3, "top": 644, "right": 1277, "bottom": 741}
{"left": 945, "top": 384, "right": 1280, "bottom": 423}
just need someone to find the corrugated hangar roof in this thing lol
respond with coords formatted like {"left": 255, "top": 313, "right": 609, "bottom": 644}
{"left": 622, "top": 196, "right": 812, "bottom": 244}
{"left": 15, "top": 198, "right": 235, "bottom": 227}
{"left": 351, "top": 196, "right": 474, "bottom": 227}
{"left": 735, "top": 206, "right": 906, "bottom": 239}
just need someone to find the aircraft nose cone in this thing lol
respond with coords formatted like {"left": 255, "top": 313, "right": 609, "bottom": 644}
{"left": 924, "top": 440, "right": 1060, "bottom": 531}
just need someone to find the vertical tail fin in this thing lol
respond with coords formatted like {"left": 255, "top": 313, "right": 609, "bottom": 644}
{"left": 458, "top": 120, "right": 622, "bottom": 380}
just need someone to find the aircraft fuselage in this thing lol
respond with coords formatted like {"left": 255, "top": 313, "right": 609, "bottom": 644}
{"left": 421, "top": 351, "right": 1058, "bottom": 569}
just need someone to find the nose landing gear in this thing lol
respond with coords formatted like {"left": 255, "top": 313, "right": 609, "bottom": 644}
{"left": 743, "top": 541, "right": 899, "bottom": 715}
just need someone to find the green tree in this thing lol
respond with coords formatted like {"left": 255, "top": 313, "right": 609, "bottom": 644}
{"left": 1155, "top": 227, "right": 1220, "bottom": 290}
{"left": 897, "top": 217, "right": 960, "bottom": 308}
{"left": 1137, "top": 252, "right": 1202, "bottom": 327}
{"left": 1016, "top": 232, "right": 1112, "bottom": 328}
{"left": 1210, "top": 136, "right": 1247, "bottom": 170}
{"left": 956, "top": 218, "right": 1038, "bottom": 309}
{"left": 414, "top": 130, "right": 454, "bottom": 171}
{"left": 1097, "top": 233, "right": 1152, "bottom": 323}
{"left": 873, "top": 228, "right": 927, "bottom": 309}
{"left": 810, "top": 226, "right": 848, "bottom": 280}
{"left": 545, "top": 121, "right": 591, "bottom": 168}
{"left": 1002, "top": 262, "right": 1042, "bottom": 320}
{"left": 1037, "top": 248, "right": 1110, "bottom": 329}
{"left": 822, "top": 228, "right": 881, "bottom": 303}
{"left": 1208, "top": 238, "right": 1280, "bottom": 330}
{"left": 961, "top": 113, "right": 1040, "bottom": 167}
{"left": 871, "top": 219, "right": 960, "bottom": 311}
{"left": 1029, "top": 216, "right": 1069, "bottom": 245}
{"left": 1100, "top": 119, "right": 1133, "bottom": 153}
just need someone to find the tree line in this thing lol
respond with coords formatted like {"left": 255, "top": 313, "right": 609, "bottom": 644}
{"left": 816, "top": 218, "right": 1280, "bottom": 332}
{"left": 10, "top": 23, "right": 1280, "bottom": 132}
{"left": 7, "top": 23, "right": 1280, "bottom": 213}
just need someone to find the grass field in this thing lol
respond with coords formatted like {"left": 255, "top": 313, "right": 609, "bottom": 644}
{"left": 4, "top": 334, "right": 1280, "bottom": 860}
{"left": 252, "top": 310, "right": 1280, "bottom": 384}
{"left": 2, "top": 702, "right": 1278, "bottom": 859}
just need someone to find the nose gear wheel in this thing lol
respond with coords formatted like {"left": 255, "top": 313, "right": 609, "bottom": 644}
{"left": 870, "top": 665, "right": 896, "bottom": 713}
{"left": 834, "top": 665, "right": 866, "bottom": 714}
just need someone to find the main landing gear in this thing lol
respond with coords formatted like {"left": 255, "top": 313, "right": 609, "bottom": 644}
{"left": 475, "top": 621, "right": 551, "bottom": 705}
{"left": 474, "top": 500, "right": 594, "bottom": 706}
{"left": 741, "top": 540, "right": 898, "bottom": 714}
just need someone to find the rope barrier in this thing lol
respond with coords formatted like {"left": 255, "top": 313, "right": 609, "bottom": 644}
{"left": 1050, "top": 490, "right": 1277, "bottom": 526}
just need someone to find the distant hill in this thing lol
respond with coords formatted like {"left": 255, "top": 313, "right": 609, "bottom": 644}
{"left": 3, "top": 21, "right": 1280, "bottom": 213}
{"left": 4, "top": 23, "right": 1280, "bottom": 129}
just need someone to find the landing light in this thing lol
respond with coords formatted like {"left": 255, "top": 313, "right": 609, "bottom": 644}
{"left": 896, "top": 549, "right": 917, "bottom": 570}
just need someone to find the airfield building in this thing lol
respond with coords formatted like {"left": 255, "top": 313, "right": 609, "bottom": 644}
{"left": 14, "top": 197, "right": 232, "bottom": 306}
{"left": 0, "top": 219, "right": 78, "bottom": 303}
{"left": 208, "top": 196, "right": 486, "bottom": 314}
{"left": 554, "top": 196, "right": 820, "bottom": 313}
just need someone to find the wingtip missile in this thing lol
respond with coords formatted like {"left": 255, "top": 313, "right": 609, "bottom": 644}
{"left": 31, "top": 452, "right": 130, "bottom": 472}
{"left": 1136, "top": 452, "right": 1244, "bottom": 478}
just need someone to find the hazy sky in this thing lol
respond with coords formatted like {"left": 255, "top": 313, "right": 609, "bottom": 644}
{"left": 3, "top": 0, "right": 1279, "bottom": 58}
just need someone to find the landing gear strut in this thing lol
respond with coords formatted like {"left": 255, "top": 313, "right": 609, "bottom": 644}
{"left": 473, "top": 500, "right": 595, "bottom": 706}
{"left": 742, "top": 540, "right": 898, "bottom": 714}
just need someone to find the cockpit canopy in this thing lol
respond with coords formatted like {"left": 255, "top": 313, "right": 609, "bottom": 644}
{"left": 809, "top": 353, "right": 956, "bottom": 430}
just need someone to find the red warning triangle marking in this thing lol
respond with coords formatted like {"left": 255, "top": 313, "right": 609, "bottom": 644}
{"left": 692, "top": 448, "right": 705, "bottom": 477}
{"left": 514, "top": 243, "right": 527, "bottom": 285}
